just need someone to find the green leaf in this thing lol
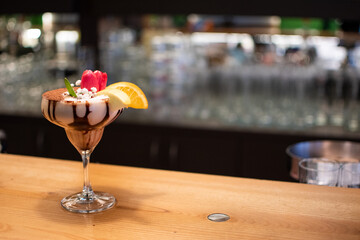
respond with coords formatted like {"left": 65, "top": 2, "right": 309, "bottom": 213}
{"left": 64, "top": 78, "right": 77, "bottom": 97}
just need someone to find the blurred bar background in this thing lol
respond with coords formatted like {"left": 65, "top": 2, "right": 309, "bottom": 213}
{"left": 0, "top": 0, "right": 359, "bottom": 181}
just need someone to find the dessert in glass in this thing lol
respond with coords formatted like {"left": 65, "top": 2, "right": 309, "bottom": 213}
{"left": 41, "top": 70, "right": 148, "bottom": 213}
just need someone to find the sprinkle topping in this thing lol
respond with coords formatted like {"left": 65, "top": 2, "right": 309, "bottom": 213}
{"left": 75, "top": 87, "right": 98, "bottom": 99}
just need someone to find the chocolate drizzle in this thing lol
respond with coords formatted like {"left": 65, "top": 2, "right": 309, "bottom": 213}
{"left": 65, "top": 102, "right": 122, "bottom": 151}
{"left": 110, "top": 109, "right": 122, "bottom": 124}
{"left": 51, "top": 101, "right": 57, "bottom": 121}
{"left": 68, "top": 101, "right": 116, "bottom": 131}
{"left": 46, "top": 100, "right": 57, "bottom": 122}
{"left": 42, "top": 98, "right": 123, "bottom": 131}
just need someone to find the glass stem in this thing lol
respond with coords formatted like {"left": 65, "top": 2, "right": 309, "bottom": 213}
{"left": 81, "top": 150, "right": 94, "bottom": 200}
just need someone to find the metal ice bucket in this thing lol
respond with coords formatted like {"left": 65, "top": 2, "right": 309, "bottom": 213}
{"left": 286, "top": 140, "right": 360, "bottom": 180}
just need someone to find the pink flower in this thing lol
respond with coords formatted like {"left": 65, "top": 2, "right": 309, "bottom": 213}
{"left": 94, "top": 70, "right": 107, "bottom": 91}
{"left": 80, "top": 70, "right": 107, "bottom": 91}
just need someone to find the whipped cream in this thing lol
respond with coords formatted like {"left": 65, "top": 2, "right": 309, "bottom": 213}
{"left": 41, "top": 89, "right": 121, "bottom": 131}
{"left": 63, "top": 93, "right": 108, "bottom": 102}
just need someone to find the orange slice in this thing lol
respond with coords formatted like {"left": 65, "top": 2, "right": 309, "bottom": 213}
{"left": 106, "top": 82, "right": 148, "bottom": 109}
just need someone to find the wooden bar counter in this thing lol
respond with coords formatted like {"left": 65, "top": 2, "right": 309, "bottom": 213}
{"left": 0, "top": 154, "right": 359, "bottom": 239}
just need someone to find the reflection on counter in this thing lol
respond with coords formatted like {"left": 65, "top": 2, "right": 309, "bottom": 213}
{"left": 0, "top": 13, "right": 359, "bottom": 136}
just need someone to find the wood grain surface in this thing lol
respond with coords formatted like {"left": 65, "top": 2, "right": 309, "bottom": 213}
{"left": 0, "top": 154, "right": 359, "bottom": 240}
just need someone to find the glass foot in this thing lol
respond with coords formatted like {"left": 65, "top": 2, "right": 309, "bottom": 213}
{"left": 61, "top": 191, "right": 116, "bottom": 213}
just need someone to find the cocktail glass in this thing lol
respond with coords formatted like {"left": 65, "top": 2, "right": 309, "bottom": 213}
{"left": 41, "top": 88, "right": 123, "bottom": 213}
